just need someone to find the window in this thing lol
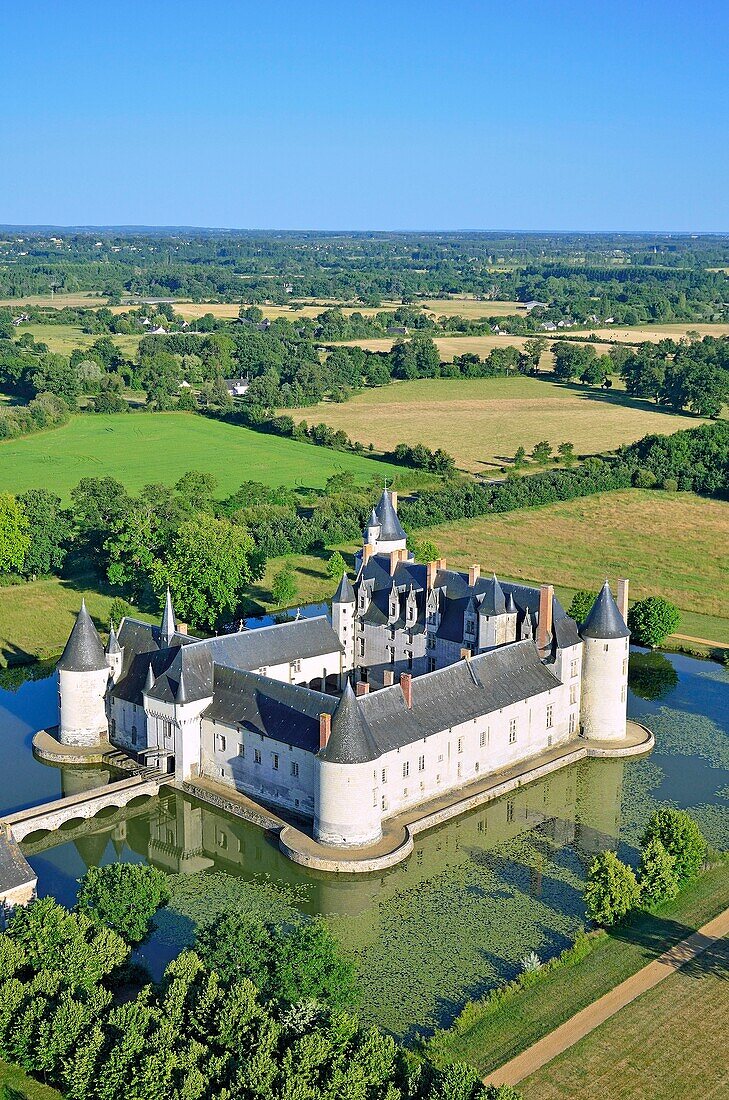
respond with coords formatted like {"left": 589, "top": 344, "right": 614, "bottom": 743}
{"left": 402, "top": 761, "right": 410, "bottom": 778}
{"left": 570, "top": 684, "right": 578, "bottom": 705}
{"left": 457, "top": 762, "right": 462, "bottom": 778}
{"left": 464, "top": 617, "right": 475, "bottom": 637}
{"left": 569, "top": 711, "right": 577, "bottom": 734}
{"left": 291, "top": 761, "right": 299, "bottom": 778}
{"left": 621, "top": 684, "right": 627, "bottom": 702}
{"left": 457, "top": 737, "right": 463, "bottom": 754}
{"left": 603, "top": 644, "right": 609, "bottom": 652}
{"left": 381, "top": 768, "right": 388, "bottom": 784}
{"left": 254, "top": 749, "right": 262, "bottom": 765}
{"left": 622, "top": 658, "right": 628, "bottom": 675}
{"left": 238, "top": 744, "right": 245, "bottom": 757}
{"left": 427, "top": 633, "right": 436, "bottom": 650}
{"left": 382, "top": 796, "right": 388, "bottom": 811}
{"left": 373, "top": 789, "right": 377, "bottom": 807}
{"left": 403, "top": 787, "right": 408, "bottom": 798}
{"left": 388, "top": 647, "right": 395, "bottom": 666}
{"left": 272, "top": 753, "right": 279, "bottom": 770}
{"left": 418, "top": 754, "right": 425, "bottom": 772}
{"left": 291, "top": 659, "right": 301, "bottom": 674}
{"left": 359, "top": 638, "right": 365, "bottom": 657}
{"left": 546, "top": 704, "right": 553, "bottom": 729}
{"left": 407, "top": 629, "right": 414, "bottom": 643}
{"left": 216, "top": 733, "right": 227, "bottom": 753}
{"left": 570, "top": 658, "right": 579, "bottom": 678}
{"left": 407, "top": 652, "right": 413, "bottom": 671}
{"left": 389, "top": 627, "right": 396, "bottom": 640}
{"left": 110, "top": 718, "right": 116, "bottom": 738}
{"left": 479, "top": 729, "right": 487, "bottom": 748}
{"left": 428, "top": 657, "right": 436, "bottom": 673}
{"left": 131, "top": 725, "right": 137, "bottom": 746}
{"left": 509, "top": 719, "right": 517, "bottom": 744}
{"left": 260, "top": 666, "right": 268, "bottom": 675}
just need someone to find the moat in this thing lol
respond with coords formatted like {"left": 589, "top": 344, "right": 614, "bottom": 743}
{"left": 1, "top": 648, "right": 727, "bottom": 1038}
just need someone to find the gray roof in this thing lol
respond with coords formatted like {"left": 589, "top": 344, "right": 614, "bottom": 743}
{"left": 580, "top": 582, "right": 630, "bottom": 640}
{"left": 375, "top": 490, "right": 406, "bottom": 541}
{"left": 320, "top": 679, "right": 380, "bottom": 764}
{"left": 357, "top": 640, "right": 561, "bottom": 753}
{"left": 160, "top": 588, "right": 177, "bottom": 642}
{"left": 332, "top": 572, "right": 355, "bottom": 604}
{"left": 0, "top": 826, "right": 37, "bottom": 895}
{"left": 106, "top": 623, "right": 122, "bottom": 654}
{"left": 185, "top": 616, "right": 343, "bottom": 671}
{"left": 57, "top": 600, "right": 108, "bottom": 673}
{"left": 204, "top": 666, "right": 337, "bottom": 751}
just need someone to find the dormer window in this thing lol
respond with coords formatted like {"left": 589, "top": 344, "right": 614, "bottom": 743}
{"left": 465, "top": 617, "right": 476, "bottom": 637}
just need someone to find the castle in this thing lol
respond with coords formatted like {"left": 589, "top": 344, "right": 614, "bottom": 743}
{"left": 53, "top": 490, "right": 633, "bottom": 848}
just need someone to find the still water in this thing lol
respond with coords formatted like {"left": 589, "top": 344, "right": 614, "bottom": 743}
{"left": 1, "top": 648, "right": 727, "bottom": 1037}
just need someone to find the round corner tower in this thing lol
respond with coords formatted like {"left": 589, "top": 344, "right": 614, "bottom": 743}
{"left": 314, "top": 682, "right": 382, "bottom": 847}
{"left": 579, "top": 581, "right": 630, "bottom": 742}
{"left": 57, "top": 599, "right": 110, "bottom": 747}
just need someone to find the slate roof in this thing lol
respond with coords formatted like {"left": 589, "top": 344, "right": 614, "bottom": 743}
{"left": 160, "top": 589, "right": 177, "bottom": 642}
{"left": 320, "top": 680, "right": 380, "bottom": 764}
{"left": 580, "top": 582, "right": 630, "bottom": 640}
{"left": 204, "top": 666, "right": 337, "bottom": 751}
{"left": 106, "top": 623, "right": 121, "bottom": 655}
{"left": 185, "top": 616, "right": 343, "bottom": 671}
{"left": 356, "top": 639, "right": 561, "bottom": 753}
{"left": 332, "top": 572, "right": 355, "bottom": 604}
{"left": 57, "top": 600, "right": 108, "bottom": 673}
{"left": 375, "top": 489, "right": 406, "bottom": 541}
{"left": 0, "top": 825, "right": 37, "bottom": 894}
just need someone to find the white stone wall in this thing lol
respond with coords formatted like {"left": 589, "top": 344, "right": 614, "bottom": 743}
{"left": 250, "top": 648, "right": 342, "bottom": 689}
{"left": 58, "top": 667, "right": 109, "bottom": 746}
{"left": 314, "top": 758, "right": 382, "bottom": 846}
{"left": 109, "top": 697, "right": 146, "bottom": 751}
{"left": 200, "top": 717, "right": 316, "bottom": 815}
{"left": 332, "top": 600, "right": 355, "bottom": 678}
{"left": 580, "top": 635, "right": 629, "bottom": 741}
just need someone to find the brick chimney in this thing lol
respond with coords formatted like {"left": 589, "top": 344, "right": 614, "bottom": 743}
{"left": 426, "top": 560, "right": 438, "bottom": 590}
{"left": 460, "top": 646, "right": 472, "bottom": 660}
{"left": 617, "top": 578, "right": 630, "bottom": 621}
{"left": 537, "top": 584, "right": 554, "bottom": 654}
{"left": 391, "top": 490, "right": 398, "bottom": 512}
{"left": 469, "top": 564, "right": 480, "bottom": 586}
{"left": 437, "top": 557, "right": 447, "bottom": 572}
{"left": 176, "top": 622, "right": 188, "bottom": 635}
{"left": 383, "top": 669, "right": 395, "bottom": 686}
{"left": 363, "top": 544, "right": 373, "bottom": 564}
{"left": 355, "top": 681, "right": 370, "bottom": 697}
{"left": 400, "top": 671, "right": 413, "bottom": 709}
{"left": 389, "top": 549, "right": 400, "bottom": 576}
{"left": 319, "top": 712, "right": 331, "bottom": 750}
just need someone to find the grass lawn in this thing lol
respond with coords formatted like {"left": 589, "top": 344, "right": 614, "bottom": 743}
{"left": 16, "top": 323, "right": 142, "bottom": 358}
{"left": 287, "top": 376, "right": 707, "bottom": 474}
{"left": 0, "top": 572, "right": 155, "bottom": 666}
{"left": 429, "top": 861, "right": 729, "bottom": 1077}
{"left": 0, "top": 1060, "right": 63, "bottom": 1099}
{"left": 419, "top": 490, "right": 729, "bottom": 638}
{"left": 519, "top": 936, "right": 729, "bottom": 1099}
{"left": 0, "top": 411, "right": 400, "bottom": 501}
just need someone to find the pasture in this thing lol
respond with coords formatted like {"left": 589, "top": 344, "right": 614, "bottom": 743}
{"left": 520, "top": 936, "right": 729, "bottom": 1100}
{"left": 286, "top": 376, "right": 703, "bottom": 473}
{"left": 418, "top": 489, "right": 729, "bottom": 639}
{"left": 0, "top": 412, "right": 400, "bottom": 501}
{"left": 421, "top": 298, "right": 522, "bottom": 318}
{"left": 332, "top": 333, "right": 615, "bottom": 365}
{"left": 572, "top": 322, "right": 729, "bottom": 344}
{"left": 15, "top": 323, "right": 142, "bottom": 358}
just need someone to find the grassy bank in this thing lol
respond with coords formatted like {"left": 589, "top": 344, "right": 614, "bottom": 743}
{"left": 519, "top": 934, "right": 729, "bottom": 1100}
{"left": 0, "top": 411, "right": 401, "bottom": 501}
{"left": 425, "top": 860, "right": 729, "bottom": 1076}
{"left": 0, "top": 1060, "right": 62, "bottom": 1099}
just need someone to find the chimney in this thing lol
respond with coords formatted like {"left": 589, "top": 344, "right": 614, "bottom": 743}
{"left": 383, "top": 669, "right": 395, "bottom": 686}
{"left": 399, "top": 547, "right": 408, "bottom": 562}
{"left": 176, "top": 622, "right": 188, "bottom": 635}
{"left": 469, "top": 564, "right": 480, "bottom": 587}
{"left": 363, "top": 544, "right": 373, "bottom": 563}
{"left": 319, "top": 713, "right": 331, "bottom": 750}
{"left": 617, "top": 578, "right": 629, "bottom": 621}
{"left": 400, "top": 672, "right": 413, "bottom": 709}
{"left": 537, "top": 584, "right": 554, "bottom": 654}
{"left": 460, "top": 647, "right": 472, "bottom": 660}
{"left": 426, "top": 560, "right": 438, "bottom": 590}
{"left": 389, "top": 549, "right": 399, "bottom": 576}
{"left": 391, "top": 491, "right": 398, "bottom": 512}
{"left": 437, "top": 557, "right": 447, "bottom": 572}
{"left": 355, "top": 681, "right": 370, "bottom": 697}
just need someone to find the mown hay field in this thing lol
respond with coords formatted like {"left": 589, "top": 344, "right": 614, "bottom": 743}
{"left": 0, "top": 411, "right": 400, "bottom": 501}
{"left": 15, "top": 323, "right": 142, "bottom": 358}
{"left": 332, "top": 334, "right": 615, "bottom": 364}
{"left": 287, "top": 377, "right": 703, "bottom": 473}
{"left": 573, "top": 322, "right": 729, "bottom": 343}
{"left": 419, "top": 490, "right": 729, "bottom": 628}
{"left": 520, "top": 936, "right": 729, "bottom": 1100}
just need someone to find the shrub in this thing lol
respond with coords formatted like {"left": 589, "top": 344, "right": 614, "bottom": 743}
{"left": 568, "top": 589, "right": 596, "bottom": 624}
{"left": 661, "top": 477, "right": 679, "bottom": 491}
{"left": 584, "top": 851, "right": 640, "bottom": 927}
{"left": 628, "top": 596, "right": 680, "bottom": 647}
{"left": 641, "top": 809, "right": 707, "bottom": 883}
{"left": 633, "top": 466, "right": 657, "bottom": 488}
{"left": 638, "top": 836, "right": 680, "bottom": 907}
{"left": 327, "top": 550, "right": 347, "bottom": 580}
{"left": 76, "top": 863, "right": 171, "bottom": 944}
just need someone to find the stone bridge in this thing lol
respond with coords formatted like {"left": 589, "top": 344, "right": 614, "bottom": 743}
{"left": 3, "top": 772, "right": 167, "bottom": 843}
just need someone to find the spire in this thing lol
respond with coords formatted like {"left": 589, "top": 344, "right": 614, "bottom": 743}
{"left": 505, "top": 592, "right": 517, "bottom": 614}
{"left": 144, "top": 662, "right": 156, "bottom": 692}
{"left": 106, "top": 621, "right": 121, "bottom": 655}
{"left": 175, "top": 665, "right": 188, "bottom": 704}
{"left": 332, "top": 571, "right": 355, "bottom": 604}
{"left": 374, "top": 490, "right": 406, "bottom": 542}
{"left": 319, "top": 680, "right": 379, "bottom": 763}
{"left": 580, "top": 581, "right": 630, "bottom": 640}
{"left": 57, "top": 599, "right": 107, "bottom": 672}
{"left": 160, "top": 588, "right": 177, "bottom": 644}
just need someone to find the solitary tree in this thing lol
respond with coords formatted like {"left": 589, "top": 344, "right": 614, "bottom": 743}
{"left": 327, "top": 551, "right": 347, "bottom": 580}
{"left": 557, "top": 441, "right": 576, "bottom": 466}
{"left": 584, "top": 851, "right": 640, "bottom": 926}
{"left": 641, "top": 808, "right": 707, "bottom": 883}
{"left": 568, "top": 590, "right": 596, "bottom": 624}
{"left": 512, "top": 446, "right": 527, "bottom": 469}
{"left": 76, "top": 864, "right": 171, "bottom": 944}
{"left": 271, "top": 564, "right": 297, "bottom": 607}
{"left": 531, "top": 440, "right": 553, "bottom": 465}
{"left": 628, "top": 596, "right": 680, "bottom": 648}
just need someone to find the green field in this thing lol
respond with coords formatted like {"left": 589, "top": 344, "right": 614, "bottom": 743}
{"left": 287, "top": 377, "right": 708, "bottom": 474}
{"left": 520, "top": 936, "right": 729, "bottom": 1100}
{"left": 17, "top": 323, "right": 142, "bottom": 358}
{"left": 0, "top": 412, "right": 401, "bottom": 501}
{"left": 0, "top": 1059, "right": 62, "bottom": 1099}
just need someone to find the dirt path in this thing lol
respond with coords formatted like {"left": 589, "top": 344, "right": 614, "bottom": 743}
{"left": 483, "top": 907, "right": 729, "bottom": 1087}
{"left": 671, "top": 632, "right": 728, "bottom": 648}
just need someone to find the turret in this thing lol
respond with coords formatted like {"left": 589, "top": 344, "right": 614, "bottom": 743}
{"left": 314, "top": 681, "right": 382, "bottom": 846}
{"left": 363, "top": 507, "right": 381, "bottom": 550}
{"left": 57, "top": 600, "right": 110, "bottom": 747}
{"left": 331, "top": 572, "right": 355, "bottom": 681}
{"left": 579, "top": 581, "right": 630, "bottom": 741}
{"left": 105, "top": 621, "right": 123, "bottom": 682}
{"left": 160, "top": 588, "right": 177, "bottom": 647}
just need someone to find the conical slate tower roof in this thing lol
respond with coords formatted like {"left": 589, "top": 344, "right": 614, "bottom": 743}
{"left": 580, "top": 581, "right": 630, "bottom": 640}
{"left": 160, "top": 588, "right": 177, "bottom": 643}
{"left": 175, "top": 665, "right": 188, "bottom": 704}
{"left": 320, "top": 680, "right": 379, "bottom": 764}
{"left": 57, "top": 599, "right": 107, "bottom": 672}
{"left": 106, "top": 621, "right": 121, "bottom": 654}
{"left": 332, "top": 571, "right": 355, "bottom": 604}
{"left": 374, "top": 490, "right": 406, "bottom": 542}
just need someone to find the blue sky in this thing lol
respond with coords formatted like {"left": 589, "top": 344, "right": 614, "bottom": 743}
{"left": 3, "top": 0, "right": 728, "bottom": 230}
